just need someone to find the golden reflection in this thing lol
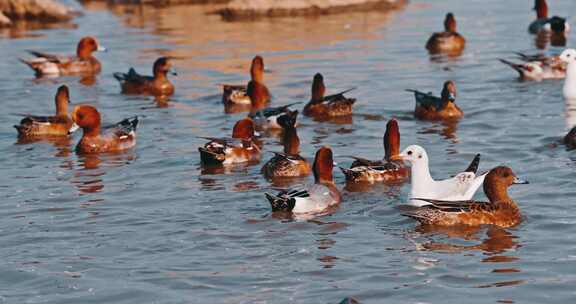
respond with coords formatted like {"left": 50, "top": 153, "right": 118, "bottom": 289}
{"left": 72, "top": 152, "right": 136, "bottom": 195}
{"left": 534, "top": 31, "right": 567, "bottom": 49}
{"left": 16, "top": 136, "right": 73, "bottom": 158}
{"left": 0, "top": 20, "right": 77, "bottom": 39}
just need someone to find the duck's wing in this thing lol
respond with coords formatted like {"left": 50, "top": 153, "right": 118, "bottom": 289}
{"left": 105, "top": 116, "right": 139, "bottom": 139}
{"left": 249, "top": 102, "right": 301, "bottom": 119}
{"left": 407, "top": 89, "right": 443, "bottom": 109}
{"left": 402, "top": 198, "right": 494, "bottom": 221}
{"left": 113, "top": 68, "right": 151, "bottom": 84}
{"left": 26, "top": 50, "right": 69, "bottom": 63}
{"left": 347, "top": 156, "right": 379, "bottom": 167}
{"left": 271, "top": 151, "right": 306, "bottom": 162}
{"left": 323, "top": 88, "right": 356, "bottom": 102}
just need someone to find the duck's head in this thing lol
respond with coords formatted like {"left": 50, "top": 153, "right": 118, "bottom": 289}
{"left": 484, "top": 166, "right": 528, "bottom": 201}
{"left": 559, "top": 49, "right": 576, "bottom": 64}
{"left": 277, "top": 110, "right": 298, "bottom": 130}
{"left": 395, "top": 145, "right": 428, "bottom": 164}
{"left": 441, "top": 80, "right": 457, "bottom": 104}
{"left": 72, "top": 105, "right": 101, "bottom": 135}
{"left": 250, "top": 55, "right": 265, "bottom": 82}
{"left": 313, "top": 146, "right": 334, "bottom": 183}
{"left": 444, "top": 13, "right": 457, "bottom": 32}
{"left": 534, "top": 0, "right": 548, "bottom": 19}
{"left": 311, "top": 73, "right": 326, "bottom": 102}
{"left": 383, "top": 118, "right": 400, "bottom": 161}
{"left": 153, "top": 57, "right": 177, "bottom": 77}
{"left": 548, "top": 16, "right": 569, "bottom": 34}
{"left": 77, "top": 36, "right": 106, "bottom": 58}
{"left": 232, "top": 118, "right": 255, "bottom": 139}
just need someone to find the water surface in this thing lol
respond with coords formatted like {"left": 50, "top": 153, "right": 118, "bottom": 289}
{"left": 1, "top": 0, "right": 576, "bottom": 303}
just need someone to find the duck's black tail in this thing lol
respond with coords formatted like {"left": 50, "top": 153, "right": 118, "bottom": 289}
{"left": 265, "top": 192, "right": 295, "bottom": 212}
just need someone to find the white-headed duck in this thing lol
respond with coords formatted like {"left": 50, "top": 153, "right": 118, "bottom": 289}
{"left": 303, "top": 73, "right": 356, "bottom": 118}
{"left": 261, "top": 111, "right": 311, "bottom": 178}
{"left": 265, "top": 146, "right": 340, "bottom": 215}
{"left": 73, "top": 105, "right": 138, "bottom": 154}
{"left": 426, "top": 13, "right": 466, "bottom": 56}
{"left": 407, "top": 80, "right": 463, "bottom": 121}
{"left": 20, "top": 36, "right": 106, "bottom": 77}
{"left": 114, "top": 57, "right": 176, "bottom": 96}
{"left": 403, "top": 166, "right": 528, "bottom": 228}
{"left": 340, "top": 119, "right": 408, "bottom": 184}
{"left": 199, "top": 118, "right": 261, "bottom": 165}
{"left": 14, "top": 85, "right": 77, "bottom": 137}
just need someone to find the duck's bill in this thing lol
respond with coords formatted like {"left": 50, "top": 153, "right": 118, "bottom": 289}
{"left": 448, "top": 93, "right": 456, "bottom": 102}
{"left": 169, "top": 68, "right": 178, "bottom": 76}
{"left": 97, "top": 45, "right": 107, "bottom": 52}
{"left": 513, "top": 177, "right": 529, "bottom": 185}
{"left": 68, "top": 123, "right": 80, "bottom": 135}
{"left": 390, "top": 154, "right": 404, "bottom": 161}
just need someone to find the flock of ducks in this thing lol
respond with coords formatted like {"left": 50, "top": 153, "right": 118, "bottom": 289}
{"left": 13, "top": 0, "right": 576, "bottom": 229}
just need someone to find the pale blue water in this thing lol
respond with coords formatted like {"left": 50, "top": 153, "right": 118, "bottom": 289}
{"left": 1, "top": 0, "right": 576, "bottom": 303}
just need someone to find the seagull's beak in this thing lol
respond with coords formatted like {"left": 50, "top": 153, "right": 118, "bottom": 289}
{"left": 513, "top": 177, "right": 529, "bottom": 185}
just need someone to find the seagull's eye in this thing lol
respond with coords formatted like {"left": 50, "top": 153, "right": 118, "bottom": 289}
{"left": 418, "top": 154, "right": 422, "bottom": 159}
{"left": 407, "top": 151, "right": 413, "bottom": 156}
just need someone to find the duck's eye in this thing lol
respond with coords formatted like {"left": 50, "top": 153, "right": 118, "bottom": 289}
{"left": 502, "top": 172, "right": 510, "bottom": 178}
{"left": 407, "top": 151, "right": 413, "bottom": 156}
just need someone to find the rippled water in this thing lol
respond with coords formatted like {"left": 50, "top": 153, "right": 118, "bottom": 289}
{"left": 1, "top": 0, "right": 576, "bottom": 303}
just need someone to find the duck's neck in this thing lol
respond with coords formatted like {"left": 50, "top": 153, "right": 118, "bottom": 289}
{"left": 283, "top": 128, "right": 300, "bottom": 155}
{"left": 410, "top": 158, "right": 434, "bottom": 193}
{"left": 484, "top": 183, "right": 516, "bottom": 208}
{"left": 82, "top": 126, "right": 100, "bottom": 138}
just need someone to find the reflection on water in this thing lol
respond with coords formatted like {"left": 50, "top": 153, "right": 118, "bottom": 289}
{"left": 418, "top": 120, "right": 459, "bottom": 142}
{"left": 16, "top": 136, "right": 73, "bottom": 158}
{"left": 72, "top": 152, "right": 136, "bottom": 195}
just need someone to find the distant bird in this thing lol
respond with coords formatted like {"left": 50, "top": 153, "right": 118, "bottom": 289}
{"left": 114, "top": 57, "right": 177, "bottom": 96}
{"left": 14, "top": 85, "right": 77, "bottom": 137}
{"left": 528, "top": 0, "right": 570, "bottom": 34}
{"left": 199, "top": 118, "right": 261, "bottom": 165}
{"left": 303, "top": 73, "right": 356, "bottom": 118}
{"left": 20, "top": 36, "right": 106, "bottom": 77}
{"left": 426, "top": 13, "right": 466, "bottom": 56}
{"left": 222, "top": 55, "right": 271, "bottom": 109}
{"left": 340, "top": 119, "right": 409, "bottom": 184}
{"left": 407, "top": 81, "right": 463, "bottom": 121}
{"left": 261, "top": 111, "right": 311, "bottom": 178}
{"left": 499, "top": 53, "right": 565, "bottom": 81}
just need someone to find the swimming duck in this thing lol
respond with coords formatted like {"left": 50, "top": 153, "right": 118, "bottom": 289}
{"left": 425, "top": 13, "right": 466, "bottom": 55}
{"left": 303, "top": 73, "right": 356, "bottom": 118}
{"left": 403, "top": 166, "right": 528, "bottom": 228}
{"left": 199, "top": 118, "right": 261, "bottom": 165}
{"left": 499, "top": 54, "right": 565, "bottom": 81}
{"left": 20, "top": 36, "right": 106, "bottom": 77}
{"left": 528, "top": 0, "right": 570, "bottom": 34}
{"left": 560, "top": 49, "right": 576, "bottom": 100}
{"left": 222, "top": 55, "right": 270, "bottom": 109}
{"left": 564, "top": 125, "right": 576, "bottom": 149}
{"left": 113, "top": 57, "right": 176, "bottom": 96}
{"left": 407, "top": 81, "right": 463, "bottom": 121}
{"left": 261, "top": 111, "right": 311, "bottom": 178}
{"left": 72, "top": 105, "right": 138, "bottom": 154}
{"left": 340, "top": 119, "right": 408, "bottom": 184}
{"left": 397, "top": 145, "right": 486, "bottom": 207}
{"left": 248, "top": 102, "right": 301, "bottom": 129}
{"left": 265, "top": 146, "right": 340, "bottom": 214}
{"left": 14, "top": 85, "right": 77, "bottom": 138}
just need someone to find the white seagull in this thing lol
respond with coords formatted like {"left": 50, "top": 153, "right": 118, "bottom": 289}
{"left": 396, "top": 145, "right": 487, "bottom": 207}
{"left": 560, "top": 49, "right": 576, "bottom": 100}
